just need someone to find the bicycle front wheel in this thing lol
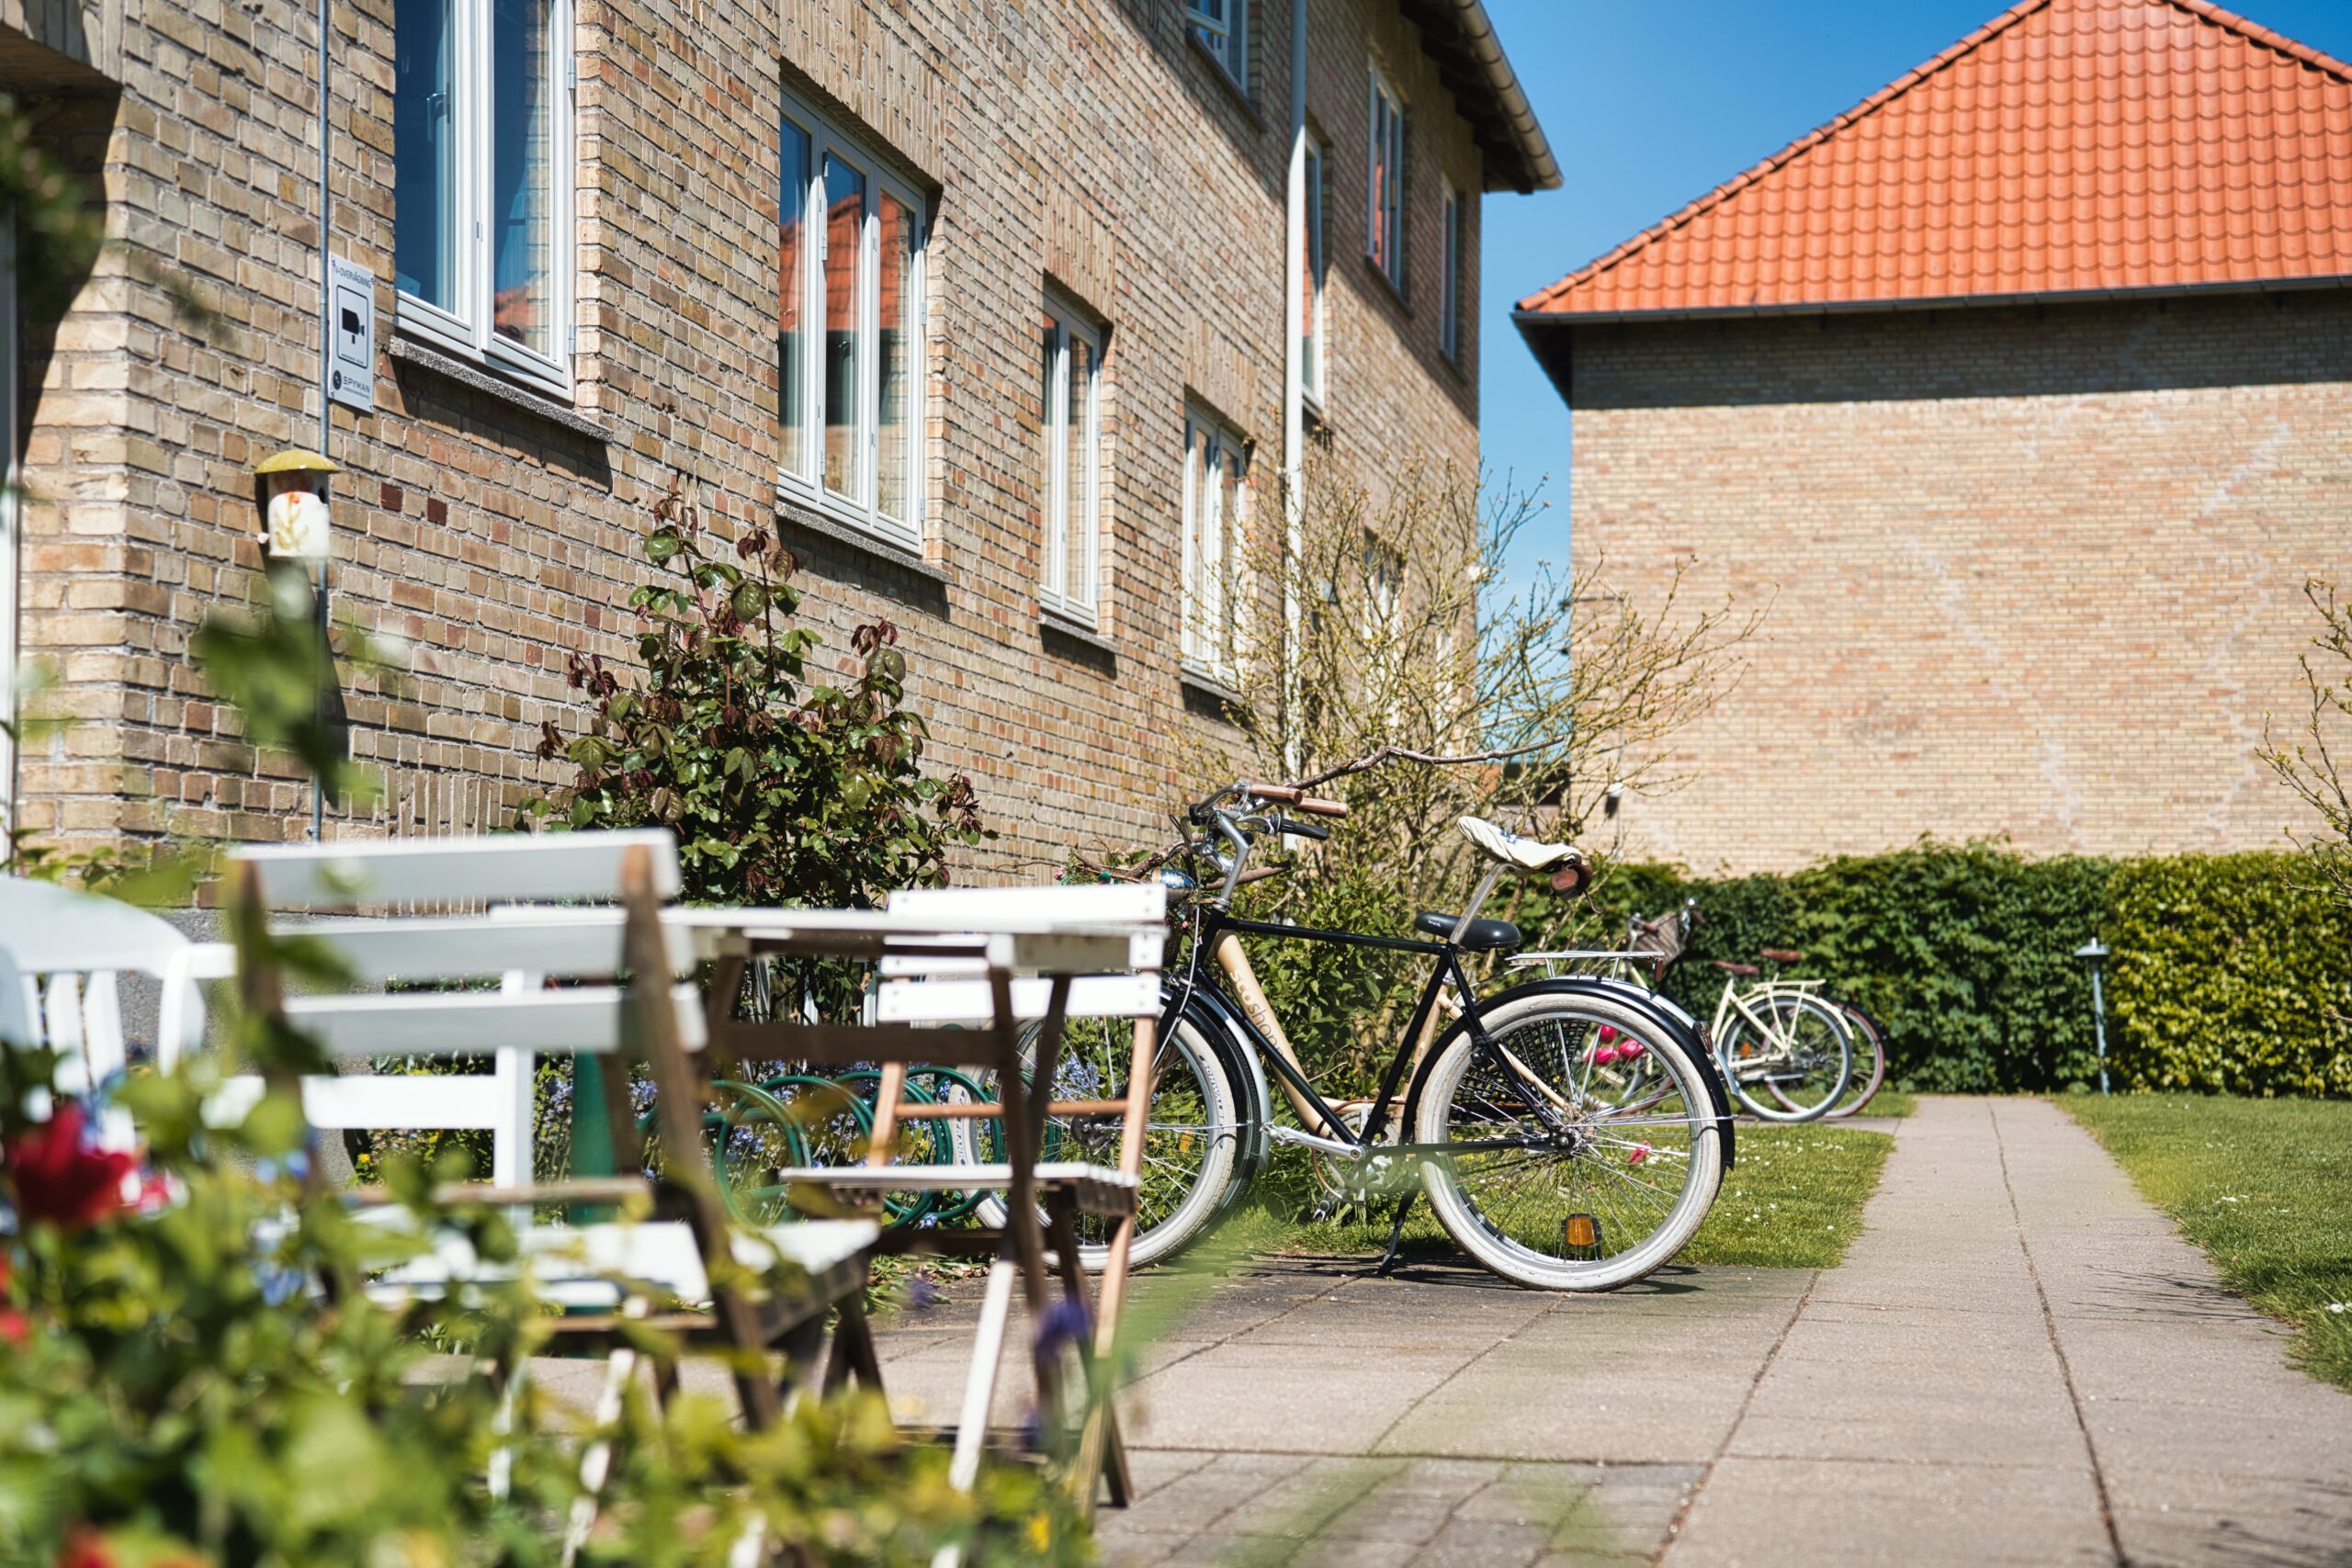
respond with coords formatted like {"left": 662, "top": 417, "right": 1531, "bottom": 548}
{"left": 1726, "top": 993, "right": 1850, "bottom": 1122}
{"left": 1815, "top": 998, "right": 1887, "bottom": 1118}
{"left": 1414, "top": 987, "right": 1724, "bottom": 1291}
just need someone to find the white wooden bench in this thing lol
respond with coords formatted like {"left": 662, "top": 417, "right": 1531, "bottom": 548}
{"left": 222, "top": 829, "right": 880, "bottom": 1435}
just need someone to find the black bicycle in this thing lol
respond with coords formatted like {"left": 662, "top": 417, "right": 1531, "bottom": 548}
{"left": 960, "top": 783, "right": 1736, "bottom": 1292}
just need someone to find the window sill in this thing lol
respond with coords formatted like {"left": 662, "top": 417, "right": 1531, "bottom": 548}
{"left": 1364, "top": 254, "right": 1412, "bottom": 314}
{"left": 1040, "top": 607, "right": 1117, "bottom": 661}
{"left": 390, "top": 336, "right": 608, "bottom": 442}
{"left": 1188, "top": 32, "right": 1265, "bottom": 130}
{"left": 775, "top": 491, "right": 950, "bottom": 588}
{"left": 1179, "top": 664, "right": 1247, "bottom": 716}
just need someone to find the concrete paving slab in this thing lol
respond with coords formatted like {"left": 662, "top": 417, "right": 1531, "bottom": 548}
{"left": 852, "top": 1095, "right": 2352, "bottom": 1567}
{"left": 1668, "top": 1455, "right": 2114, "bottom": 1566}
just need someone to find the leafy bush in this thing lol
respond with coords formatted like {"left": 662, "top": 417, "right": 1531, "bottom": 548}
{"left": 529, "top": 475, "right": 988, "bottom": 908}
{"left": 2107, "top": 852, "right": 2352, "bottom": 1097}
{"left": 0, "top": 1007, "right": 1091, "bottom": 1567}
{"left": 1551, "top": 841, "right": 2349, "bottom": 1098}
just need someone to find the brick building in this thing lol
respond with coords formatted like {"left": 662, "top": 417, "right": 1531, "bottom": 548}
{"left": 0, "top": 0, "right": 1555, "bottom": 870}
{"left": 1516, "top": 0, "right": 2352, "bottom": 874}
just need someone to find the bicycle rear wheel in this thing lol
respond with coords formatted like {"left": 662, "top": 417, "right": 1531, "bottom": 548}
{"left": 1724, "top": 993, "right": 1849, "bottom": 1122}
{"left": 1414, "top": 987, "right": 1724, "bottom": 1291}
{"left": 962, "top": 1008, "right": 1240, "bottom": 1269}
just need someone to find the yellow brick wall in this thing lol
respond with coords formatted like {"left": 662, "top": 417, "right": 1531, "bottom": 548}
{"left": 1562, "top": 291, "right": 2352, "bottom": 873}
{"left": 8, "top": 0, "right": 1487, "bottom": 874}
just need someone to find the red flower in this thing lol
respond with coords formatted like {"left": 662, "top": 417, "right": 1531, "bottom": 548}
{"left": 4, "top": 1103, "right": 138, "bottom": 1232}
{"left": 54, "top": 1529, "right": 112, "bottom": 1568}
{"left": 0, "top": 1249, "right": 24, "bottom": 1347}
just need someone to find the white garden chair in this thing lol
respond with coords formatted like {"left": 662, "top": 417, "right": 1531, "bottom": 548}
{"left": 0, "top": 876, "right": 227, "bottom": 1150}
{"left": 220, "top": 829, "right": 880, "bottom": 1435}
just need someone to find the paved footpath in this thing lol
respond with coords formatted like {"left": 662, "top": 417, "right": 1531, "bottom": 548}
{"left": 870, "top": 1097, "right": 2352, "bottom": 1566}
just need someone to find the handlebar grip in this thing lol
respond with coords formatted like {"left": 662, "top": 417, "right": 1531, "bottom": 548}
{"left": 1275, "top": 815, "right": 1330, "bottom": 841}
{"left": 1247, "top": 783, "right": 1301, "bottom": 805}
{"left": 1292, "top": 795, "right": 1349, "bottom": 818}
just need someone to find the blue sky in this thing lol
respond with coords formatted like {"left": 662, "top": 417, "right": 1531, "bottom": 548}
{"left": 1476, "top": 0, "right": 2352, "bottom": 571}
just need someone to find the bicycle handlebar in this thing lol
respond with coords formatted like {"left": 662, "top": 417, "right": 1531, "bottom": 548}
{"left": 1244, "top": 783, "right": 1350, "bottom": 818}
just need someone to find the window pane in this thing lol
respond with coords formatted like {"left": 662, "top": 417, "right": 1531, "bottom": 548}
{"left": 1183, "top": 422, "right": 1210, "bottom": 663}
{"left": 778, "top": 118, "right": 811, "bottom": 476}
{"left": 1301, "top": 144, "right": 1324, "bottom": 399}
{"left": 393, "top": 0, "right": 457, "bottom": 310}
{"left": 1040, "top": 313, "right": 1061, "bottom": 598}
{"left": 822, "top": 155, "right": 865, "bottom": 501}
{"left": 1065, "top": 332, "right": 1096, "bottom": 609}
{"left": 1441, "top": 189, "right": 1459, "bottom": 357}
{"left": 876, "top": 189, "right": 913, "bottom": 524}
{"left": 491, "top": 0, "right": 556, "bottom": 354}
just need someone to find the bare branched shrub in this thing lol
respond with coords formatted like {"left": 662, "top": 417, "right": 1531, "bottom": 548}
{"left": 1153, "top": 455, "right": 1760, "bottom": 1092}
{"left": 2261, "top": 578, "right": 2352, "bottom": 908}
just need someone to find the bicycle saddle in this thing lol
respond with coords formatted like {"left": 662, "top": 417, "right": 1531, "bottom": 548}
{"left": 1459, "top": 817, "right": 1589, "bottom": 892}
{"left": 1713, "top": 959, "right": 1759, "bottom": 976}
{"left": 1414, "top": 910, "right": 1524, "bottom": 952}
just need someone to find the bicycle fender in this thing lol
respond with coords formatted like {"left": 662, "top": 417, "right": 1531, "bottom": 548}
{"left": 1401, "top": 976, "right": 1737, "bottom": 1172}
{"left": 1162, "top": 978, "right": 1277, "bottom": 1187}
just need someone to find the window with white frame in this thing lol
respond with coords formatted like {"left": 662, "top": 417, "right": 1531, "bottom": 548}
{"left": 1440, "top": 179, "right": 1463, "bottom": 361}
{"left": 1300, "top": 138, "right": 1329, "bottom": 408}
{"left": 1039, "top": 301, "right": 1103, "bottom": 623}
{"left": 1182, "top": 407, "right": 1248, "bottom": 682}
{"left": 394, "top": 0, "right": 575, "bottom": 396}
{"left": 777, "top": 88, "right": 926, "bottom": 549}
{"left": 1366, "top": 62, "right": 1406, "bottom": 291}
{"left": 1188, "top": 0, "right": 1246, "bottom": 84}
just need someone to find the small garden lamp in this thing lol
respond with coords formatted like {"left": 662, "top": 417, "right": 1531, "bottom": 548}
{"left": 253, "top": 447, "right": 339, "bottom": 562}
{"left": 252, "top": 447, "right": 338, "bottom": 840}
{"left": 2075, "top": 938, "right": 2111, "bottom": 1095}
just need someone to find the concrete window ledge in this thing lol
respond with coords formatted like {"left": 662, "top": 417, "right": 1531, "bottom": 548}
{"left": 388, "top": 336, "right": 610, "bottom": 442}
{"left": 1039, "top": 607, "right": 1118, "bottom": 661}
{"left": 1179, "top": 665, "right": 1247, "bottom": 716}
{"left": 775, "top": 495, "right": 954, "bottom": 589}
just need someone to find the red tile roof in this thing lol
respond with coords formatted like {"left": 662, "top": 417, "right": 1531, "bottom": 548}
{"left": 1517, "top": 0, "right": 2352, "bottom": 320}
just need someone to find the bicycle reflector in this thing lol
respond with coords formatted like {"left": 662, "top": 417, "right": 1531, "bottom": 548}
{"left": 1563, "top": 1213, "right": 1603, "bottom": 1256}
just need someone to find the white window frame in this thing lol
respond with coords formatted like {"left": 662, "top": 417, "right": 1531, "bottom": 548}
{"left": 1182, "top": 405, "right": 1248, "bottom": 684}
{"left": 1440, "top": 178, "right": 1463, "bottom": 361}
{"left": 1367, "top": 62, "right": 1406, "bottom": 292}
{"left": 1039, "top": 300, "right": 1103, "bottom": 626}
{"left": 1188, "top": 0, "right": 1246, "bottom": 85}
{"left": 393, "top": 0, "right": 576, "bottom": 399}
{"left": 777, "top": 85, "right": 929, "bottom": 553}
{"left": 1301, "top": 137, "right": 1329, "bottom": 411}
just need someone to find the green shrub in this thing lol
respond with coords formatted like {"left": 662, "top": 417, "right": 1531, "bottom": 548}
{"left": 2107, "top": 852, "right": 2352, "bottom": 1097}
{"left": 1550, "top": 841, "right": 2349, "bottom": 1099}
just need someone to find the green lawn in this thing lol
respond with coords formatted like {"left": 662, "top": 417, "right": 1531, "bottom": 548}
{"left": 2061, "top": 1095, "right": 2352, "bottom": 1393}
{"left": 1852, "top": 1089, "right": 1917, "bottom": 1119}
{"left": 1257, "top": 1123, "right": 1893, "bottom": 1273}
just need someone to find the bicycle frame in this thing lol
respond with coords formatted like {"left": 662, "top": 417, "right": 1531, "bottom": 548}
{"left": 1709, "top": 973, "right": 1826, "bottom": 1080}
{"left": 1166, "top": 895, "right": 1574, "bottom": 1166}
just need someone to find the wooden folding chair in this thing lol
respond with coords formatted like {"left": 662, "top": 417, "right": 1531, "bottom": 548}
{"left": 220, "top": 829, "right": 879, "bottom": 1433}
{"left": 695, "top": 883, "right": 1164, "bottom": 1514}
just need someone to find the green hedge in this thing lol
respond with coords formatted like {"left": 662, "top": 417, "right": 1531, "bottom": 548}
{"left": 1546, "top": 842, "right": 2351, "bottom": 1098}
{"left": 2108, "top": 853, "right": 2352, "bottom": 1097}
